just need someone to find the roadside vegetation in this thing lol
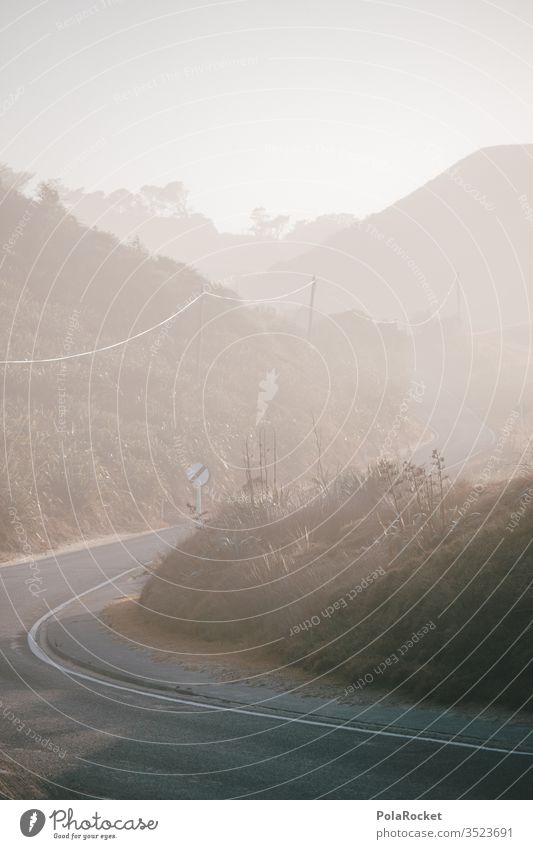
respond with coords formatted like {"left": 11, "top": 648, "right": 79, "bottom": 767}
{"left": 140, "top": 456, "right": 532, "bottom": 712}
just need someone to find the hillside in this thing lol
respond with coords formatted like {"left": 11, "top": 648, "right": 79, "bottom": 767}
{"left": 0, "top": 167, "right": 418, "bottom": 558}
{"left": 267, "top": 144, "right": 533, "bottom": 332}
{"left": 57, "top": 180, "right": 356, "bottom": 284}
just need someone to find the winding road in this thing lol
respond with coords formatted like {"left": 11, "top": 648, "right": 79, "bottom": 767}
{"left": 0, "top": 527, "right": 531, "bottom": 800}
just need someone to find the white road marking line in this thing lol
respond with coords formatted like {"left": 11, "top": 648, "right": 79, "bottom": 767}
{"left": 27, "top": 569, "right": 533, "bottom": 758}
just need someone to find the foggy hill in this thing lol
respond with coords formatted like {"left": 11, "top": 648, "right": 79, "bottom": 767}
{"left": 266, "top": 144, "right": 533, "bottom": 332}
{"left": 0, "top": 165, "right": 419, "bottom": 558}
{"left": 0, "top": 166, "right": 213, "bottom": 346}
{"left": 57, "top": 181, "right": 356, "bottom": 284}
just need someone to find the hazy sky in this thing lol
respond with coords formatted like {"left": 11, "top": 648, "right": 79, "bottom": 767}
{"left": 2, "top": 0, "right": 533, "bottom": 230}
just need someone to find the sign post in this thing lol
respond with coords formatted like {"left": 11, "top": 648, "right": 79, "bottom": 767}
{"left": 186, "top": 462, "right": 210, "bottom": 527}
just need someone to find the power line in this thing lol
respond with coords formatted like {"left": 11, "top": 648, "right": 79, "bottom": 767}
{"left": 0, "top": 280, "right": 315, "bottom": 365}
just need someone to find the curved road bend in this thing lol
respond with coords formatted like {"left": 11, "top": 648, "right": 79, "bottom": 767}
{"left": 0, "top": 527, "right": 531, "bottom": 800}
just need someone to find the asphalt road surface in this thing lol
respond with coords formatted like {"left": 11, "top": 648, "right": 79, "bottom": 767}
{"left": 0, "top": 528, "right": 531, "bottom": 800}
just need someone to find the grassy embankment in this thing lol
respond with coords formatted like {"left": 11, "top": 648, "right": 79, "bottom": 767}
{"left": 134, "top": 459, "right": 532, "bottom": 711}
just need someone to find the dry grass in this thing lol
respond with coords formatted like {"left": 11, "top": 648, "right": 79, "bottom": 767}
{"left": 140, "top": 465, "right": 533, "bottom": 711}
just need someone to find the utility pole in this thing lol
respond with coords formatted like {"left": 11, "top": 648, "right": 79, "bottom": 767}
{"left": 307, "top": 275, "right": 317, "bottom": 339}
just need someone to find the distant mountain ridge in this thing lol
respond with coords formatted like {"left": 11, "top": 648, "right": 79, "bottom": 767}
{"left": 9, "top": 143, "right": 533, "bottom": 333}
{"left": 57, "top": 181, "right": 357, "bottom": 284}
{"left": 266, "top": 144, "right": 533, "bottom": 332}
